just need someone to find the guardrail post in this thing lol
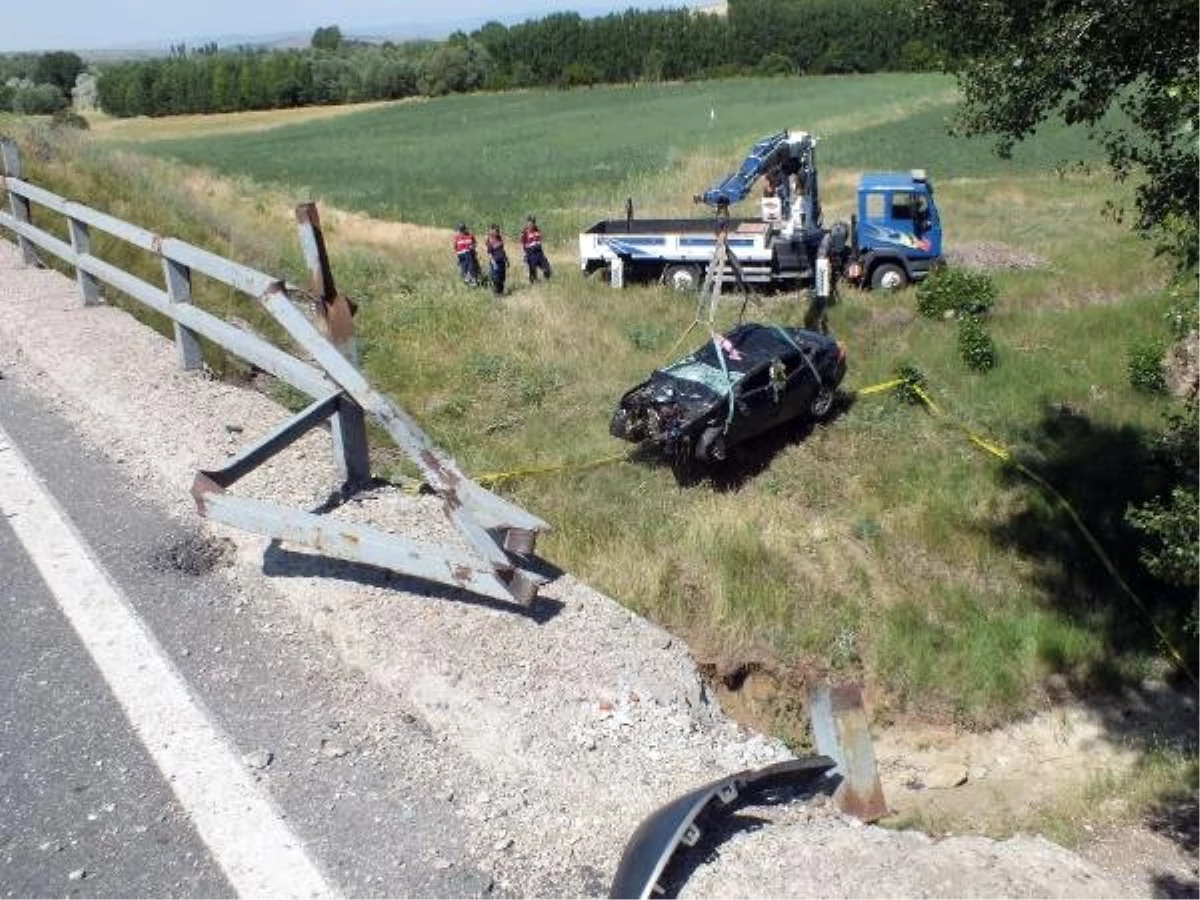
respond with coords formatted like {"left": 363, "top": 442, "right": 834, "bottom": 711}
{"left": 0, "top": 139, "right": 38, "bottom": 266}
{"left": 809, "top": 681, "right": 888, "bottom": 822}
{"left": 67, "top": 214, "right": 102, "bottom": 305}
{"left": 293, "top": 203, "right": 370, "bottom": 488}
{"left": 161, "top": 257, "right": 205, "bottom": 371}
{"left": 295, "top": 203, "right": 358, "bottom": 365}
{"left": 332, "top": 396, "right": 371, "bottom": 488}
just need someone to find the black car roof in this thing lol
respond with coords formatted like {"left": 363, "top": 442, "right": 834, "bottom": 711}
{"left": 686, "top": 323, "right": 826, "bottom": 374}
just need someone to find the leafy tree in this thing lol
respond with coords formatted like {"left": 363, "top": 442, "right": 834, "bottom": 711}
{"left": 311, "top": 25, "right": 344, "bottom": 51}
{"left": 34, "top": 51, "right": 85, "bottom": 95}
{"left": 1126, "top": 397, "right": 1199, "bottom": 594}
{"left": 11, "top": 81, "right": 67, "bottom": 114}
{"left": 417, "top": 40, "right": 490, "bottom": 97}
{"left": 919, "top": 0, "right": 1199, "bottom": 266}
{"left": 755, "top": 52, "right": 796, "bottom": 76}
{"left": 0, "top": 53, "right": 40, "bottom": 84}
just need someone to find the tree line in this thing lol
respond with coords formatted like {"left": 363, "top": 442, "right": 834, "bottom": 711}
{"left": 0, "top": 50, "right": 87, "bottom": 115}
{"left": 92, "top": 0, "right": 938, "bottom": 118}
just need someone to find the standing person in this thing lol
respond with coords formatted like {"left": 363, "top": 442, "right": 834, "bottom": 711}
{"left": 520, "top": 215, "right": 552, "bottom": 283}
{"left": 454, "top": 223, "right": 480, "bottom": 286}
{"left": 485, "top": 224, "right": 508, "bottom": 297}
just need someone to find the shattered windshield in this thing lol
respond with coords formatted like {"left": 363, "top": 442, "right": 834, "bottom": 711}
{"left": 661, "top": 360, "right": 744, "bottom": 397}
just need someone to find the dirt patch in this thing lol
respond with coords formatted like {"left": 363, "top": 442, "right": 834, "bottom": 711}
{"left": 1166, "top": 330, "right": 1199, "bottom": 401}
{"left": 946, "top": 241, "right": 1047, "bottom": 271}
{"left": 149, "top": 532, "right": 236, "bottom": 575}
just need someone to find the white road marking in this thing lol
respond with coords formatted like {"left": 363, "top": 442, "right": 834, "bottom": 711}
{"left": 0, "top": 426, "right": 337, "bottom": 899}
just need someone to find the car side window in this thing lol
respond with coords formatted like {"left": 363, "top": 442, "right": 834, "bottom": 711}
{"left": 739, "top": 369, "right": 770, "bottom": 395}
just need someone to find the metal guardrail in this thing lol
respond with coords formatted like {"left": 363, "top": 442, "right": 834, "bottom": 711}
{"left": 0, "top": 137, "right": 549, "bottom": 605}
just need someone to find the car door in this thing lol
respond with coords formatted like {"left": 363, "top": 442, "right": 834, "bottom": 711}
{"left": 731, "top": 366, "right": 781, "bottom": 443}
{"left": 780, "top": 348, "right": 821, "bottom": 422}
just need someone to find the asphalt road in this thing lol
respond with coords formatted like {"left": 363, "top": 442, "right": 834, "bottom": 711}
{"left": 0, "top": 373, "right": 491, "bottom": 899}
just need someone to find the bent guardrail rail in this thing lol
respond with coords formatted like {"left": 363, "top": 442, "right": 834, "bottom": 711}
{"left": 0, "top": 137, "right": 548, "bottom": 605}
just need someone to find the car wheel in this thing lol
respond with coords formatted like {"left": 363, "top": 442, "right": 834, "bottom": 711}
{"left": 870, "top": 262, "right": 908, "bottom": 291}
{"left": 671, "top": 435, "right": 698, "bottom": 485}
{"left": 696, "top": 426, "right": 727, "bottom": 462}
{"left": 663, "top": 264, "right": 701, "bottom": 293}
{"left": 810, "top": 387, "right": 835, "bottom": 419}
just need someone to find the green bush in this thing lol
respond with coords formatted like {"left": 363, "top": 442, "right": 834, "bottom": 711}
{"left": 1127, "top": 485, "right": 1200, "bottom": 588}
{"left": 893, "top": 362, "right": 928, "bottom": 404}
{"left": 957, "top": 315, "right": 997, "bottom": 371}
{"left": 755, "top": 53, "right": 796, "bottom": 77}
{"left": 10, "top": 82, "right": 67, "bottom": 115}
{"left": 50, "top": 108, "right": 90, "bottom": 130}
{"left": 1128, "top": 339, "right": 1167, "bottom": 393}
{"left": 916, "top": 267, "right": 997, "bottom": 319}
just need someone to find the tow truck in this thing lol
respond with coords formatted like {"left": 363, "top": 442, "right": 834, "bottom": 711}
{"left": 578, "top": 130, "right": 943, "bottom": 292}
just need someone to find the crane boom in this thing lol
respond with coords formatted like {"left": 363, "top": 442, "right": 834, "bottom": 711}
{"left": 696, "top": 129, "right": 821, "bottom": 233}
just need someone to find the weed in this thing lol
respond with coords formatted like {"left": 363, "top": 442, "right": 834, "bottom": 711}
{"left": 916, "top": 267, "right": 998, "bottom": 319}
{"left": 958, "top": 315, "right": 998, "bottom": 371}
{"left": 1128, "top": 339, "right": 1168, "bottom": 393}
{"left": 625, "top": 322, "right": 670, "bottom": 352}
{"left": 892, "top": 362, "right": 928, "bottom": 405}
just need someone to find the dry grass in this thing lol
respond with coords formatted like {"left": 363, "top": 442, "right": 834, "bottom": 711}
{"left": 86, "top": 100, "right": 412, "bottom": 142}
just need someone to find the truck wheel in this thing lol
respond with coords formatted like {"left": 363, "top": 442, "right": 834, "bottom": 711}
{"left": 663, "top": 264, "right": 701, "bottom": 293}
{"left": 870, "top": 263, "right": 908, "bottom": 291}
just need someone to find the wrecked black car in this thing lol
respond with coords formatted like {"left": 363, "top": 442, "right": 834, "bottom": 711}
{"left": 610, "top": 322, "right": 846, "bottom": 475}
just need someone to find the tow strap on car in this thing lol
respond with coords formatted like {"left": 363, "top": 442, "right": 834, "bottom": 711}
{"left": 709, "top": 331, "right": 738, "bottom": 432}
{"left": 770, "top": 323, "right": 826, "bottom": 389}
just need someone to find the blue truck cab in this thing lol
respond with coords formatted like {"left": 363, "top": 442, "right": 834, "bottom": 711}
{"left": 847, "top": 170, "right": 943, "bottom": 290}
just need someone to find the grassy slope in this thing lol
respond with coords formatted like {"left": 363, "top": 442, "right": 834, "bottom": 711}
{"left": 15, "top": 75, "right": 1189, "bottom": 731}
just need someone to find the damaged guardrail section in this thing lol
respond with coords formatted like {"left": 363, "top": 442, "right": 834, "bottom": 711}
{"left": 0, "top": 137, "right": 548, "bottom": 605}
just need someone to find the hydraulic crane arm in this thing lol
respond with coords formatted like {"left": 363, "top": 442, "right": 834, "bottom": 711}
{"left": 696, "top": 129, "right": 821, "bottom": 231}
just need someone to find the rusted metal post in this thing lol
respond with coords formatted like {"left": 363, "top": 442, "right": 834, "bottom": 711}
{"left": 809, "top": 682, "right": 888, "bottom": 822}
{"left": 66, "top": 215, "right": 102, "bottom": 305}
{"left": 161, "top": 257, "right": 205, "bottom": 371}
{"left": 295, "top": 203, "right": 358, "bottom": 365}
{"left": 0, "top": 139, "right": 38, "bottom": 266}
{"left": 293, "top": 203, "right": 370, "bottom": 488}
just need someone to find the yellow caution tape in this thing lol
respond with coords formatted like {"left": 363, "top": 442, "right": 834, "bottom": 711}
{"left": 474, "top": 452, "right": 630, "bottom": 489}
{"left": 854, "top": 378, "right": 905, "bottom": 396}
{"left": 911, "top": 383, "right": 943, "bottom": 416}
{"left": 861, "top": 373, "right": 1196, "bottom": 686}
{"left": 968, "top": 434, "right": 1012, "bottom": 462}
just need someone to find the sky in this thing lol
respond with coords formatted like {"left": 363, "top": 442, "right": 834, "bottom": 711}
{"left": 3, "top": 0, "right": 699, "bottom": 54}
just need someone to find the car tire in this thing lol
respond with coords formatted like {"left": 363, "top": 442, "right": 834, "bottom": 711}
{"left": 696, "top": 425, "right": 726, "bottom": 463}
{"left": 810, "top": 387, "right": 835, "bottom": 419}
{"left": 870, "top": 262, "right": 908, "bottom": 291}
{"left": 663, "top": 264, "right": 701, "bottom": 293}
{"left": 671, "top": 435, "right": 698, "bottom": 485}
